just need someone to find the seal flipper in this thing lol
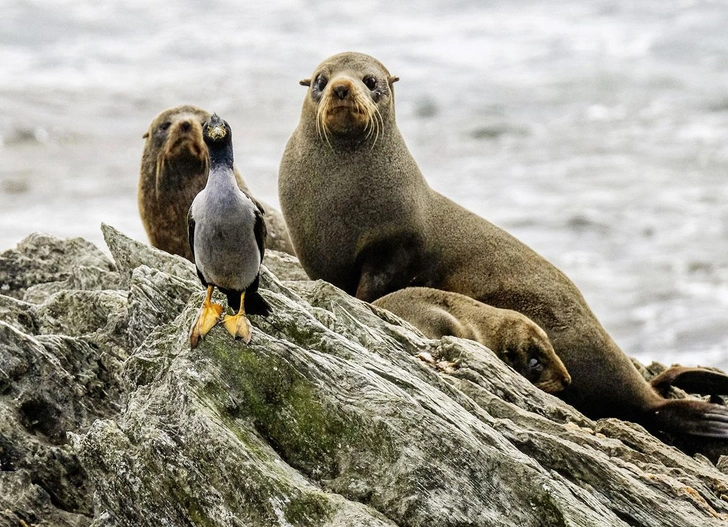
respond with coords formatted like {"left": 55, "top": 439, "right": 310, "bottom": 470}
{"left": 353, "top": 232, "right": 431, "bottom": 303}
{"left": 649, "top": 399, "right": 728, "bottom": 439}
{"left": 651, "top": 366, "right": 728, "bottom": 397}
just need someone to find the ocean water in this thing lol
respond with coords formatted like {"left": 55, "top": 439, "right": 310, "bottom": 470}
{"left": 1, "top": 0, "right": 727, "bottom": 369}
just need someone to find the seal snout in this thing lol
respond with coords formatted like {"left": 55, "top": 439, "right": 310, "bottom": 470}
{"left": 332, "top": 82, "right": 351, "bottom": 100}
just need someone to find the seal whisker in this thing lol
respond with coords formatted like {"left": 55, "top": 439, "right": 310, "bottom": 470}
{"left": 315, "top": 103, "right": 333, "bottom": 150}
{"left": 155, "top": 153, "right": 166, "bottom": 201}
{"left": 370, "top": 105, "right": 383, "bottom": 150}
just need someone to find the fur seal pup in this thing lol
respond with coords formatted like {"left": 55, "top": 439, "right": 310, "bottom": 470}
{"left": 139, "top": 105, "right": 293, "bottom": 261}
{"left": 188, "top": 114, "right": 271, "bottom": 347}
{"left": 278, "top": 51, "right": 728, "bottom": 444}
{"left": 373, "top": 287, "right": 571, "bottom": 394}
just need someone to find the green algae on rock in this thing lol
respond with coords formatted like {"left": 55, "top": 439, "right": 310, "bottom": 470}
{"left": 1, "top": 225, "right": 728, "bottom": 526}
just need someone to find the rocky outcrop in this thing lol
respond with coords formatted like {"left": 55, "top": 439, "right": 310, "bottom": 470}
{"left": 1, "top": 225, "right": 728, "bottom": 526}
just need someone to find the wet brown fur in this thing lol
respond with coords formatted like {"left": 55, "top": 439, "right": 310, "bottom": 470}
{"left": 374, "top": 287, "right": 571, "bottom": 393}
{"left": 139, "top": 105, "right": 293, "bottom": 260}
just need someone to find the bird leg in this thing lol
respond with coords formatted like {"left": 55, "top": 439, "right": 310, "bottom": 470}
{"left": 223, "top": 292, "right": 252, "bottom": 343}
{"left": 190, "top": 285, "right": 224, "bottom": 348}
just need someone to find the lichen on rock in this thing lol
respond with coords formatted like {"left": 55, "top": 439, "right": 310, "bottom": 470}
{"left": 1, "top": 225, "right": 728, "bottom": 526}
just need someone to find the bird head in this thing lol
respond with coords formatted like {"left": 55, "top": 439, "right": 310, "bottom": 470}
{"left": 202, "top": 113, "right": 232, "bottom": 146}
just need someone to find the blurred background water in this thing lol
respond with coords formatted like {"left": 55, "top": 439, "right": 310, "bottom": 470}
{"left": 1, "top": 0, "right": 727, "bottom": 369}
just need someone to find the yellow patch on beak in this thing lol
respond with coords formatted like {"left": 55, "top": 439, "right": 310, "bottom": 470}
{"left": 208, "top": 125, "right": 227, "bottom": 140}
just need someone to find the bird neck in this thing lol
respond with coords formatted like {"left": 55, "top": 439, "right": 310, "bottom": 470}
{"left": 207, "top": 143, "right": 237, "bottom": 187}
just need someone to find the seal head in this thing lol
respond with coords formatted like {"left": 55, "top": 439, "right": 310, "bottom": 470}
{"left": 300, "top": 52, "right": 399, "bottom": 147}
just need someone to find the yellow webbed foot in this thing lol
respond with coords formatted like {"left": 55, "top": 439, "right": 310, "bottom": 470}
{"left": 190, "top": 286, "right": 224, "bottom": 348}
{"left": 223, "top": 313, "right": 252, "bottom": 344}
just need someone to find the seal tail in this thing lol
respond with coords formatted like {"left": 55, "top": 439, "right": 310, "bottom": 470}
{"left": 649, "top": 399, "right": 728, "bottom": 439}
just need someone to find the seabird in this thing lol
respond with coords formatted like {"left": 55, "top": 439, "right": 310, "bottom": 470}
{"left": 188, "top": 113, "right": 271, "bottom": 347}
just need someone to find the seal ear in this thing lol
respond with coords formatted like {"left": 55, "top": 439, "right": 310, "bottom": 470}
{"left": 142, "top": 131, "right": 149, "bottom": 139}
{"left": 299, "top": 78, "right": 311, "bottom": 87}
{"left": 388, "top": 75, "right": 400, "bottom": 85}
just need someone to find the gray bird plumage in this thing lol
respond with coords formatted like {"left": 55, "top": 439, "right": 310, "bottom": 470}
{"left": 190, "top": 172, "right": 262, "bottom": 293}
{"left": 188, "top": 113, "right": 270, "bottom": 347}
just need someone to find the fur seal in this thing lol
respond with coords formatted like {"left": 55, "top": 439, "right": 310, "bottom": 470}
{"left": 278, "top": 51, "right": 728, "bottom": 445}
{"left": 139, "top": 105, "right": 293, "bottom": 261}
{"left": 373, "top": 287, "right": 571, "bottom": 394}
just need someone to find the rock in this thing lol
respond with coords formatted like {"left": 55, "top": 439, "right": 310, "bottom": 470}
{"left": 0, "top": 233, "right": 116, "bottom": 300}
{"left": 1, "top": 225, "right": 728, "bottom": 526}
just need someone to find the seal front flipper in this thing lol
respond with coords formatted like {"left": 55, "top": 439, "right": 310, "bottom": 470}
{"left": 651, "top": 365, "right": 728, "bottom": 397}
{"left": 353, "top": 233, "right": 429, "bottom": 302}
{"left": 649, "top": 399, "right": 728, "bottom": 438}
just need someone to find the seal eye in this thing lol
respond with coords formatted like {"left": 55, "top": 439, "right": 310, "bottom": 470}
{"left": 363, "top": 76, "right": 377, "bottom": 91}
{"left": 528, "top": 357, "right": 543, "bottom": 374}
{"left": 313, "top": 74, "right": 328, "bottom": 92}
{"left": 159, "top": 121, "right": 172, "bottom": 132}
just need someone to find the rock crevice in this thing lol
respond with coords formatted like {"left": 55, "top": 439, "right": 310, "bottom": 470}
{"left": 0, "top": 225, "right": 726, "bottom": 526}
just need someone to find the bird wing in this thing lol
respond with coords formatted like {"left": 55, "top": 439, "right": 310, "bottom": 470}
{"left": 187, "top": 205, "right": 207, "bottom": 286}
{"left": 253, "top": 205, "right": 267, "bottom": 263}
{"left": 241, "top": 188, "right": 266, "bottom": 216}
{"left": 187, "top": 206, "right": 196, "bottom": 262}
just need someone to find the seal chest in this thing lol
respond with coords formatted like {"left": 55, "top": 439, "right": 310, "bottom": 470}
{"left": 188, "top": 113, "right": 271, "bottom": 347}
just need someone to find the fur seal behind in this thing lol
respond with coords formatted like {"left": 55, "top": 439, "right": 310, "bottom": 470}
{"left": 278, "top": 51, "right": 728, "bottom": 445}
{"left": 373, "top": 287, "right": 571, "bottom": 394}
{"left": 139, "top": 105, "right": 293, "bottom": 261}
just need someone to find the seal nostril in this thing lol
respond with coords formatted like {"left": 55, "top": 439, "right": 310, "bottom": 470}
{"left": 333, "top": 84, "right": 349, "bottom": 99}
{"left": 181, "top": 121, "right": 192, "bottom": 132}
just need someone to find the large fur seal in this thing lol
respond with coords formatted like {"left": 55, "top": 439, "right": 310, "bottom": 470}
{"left": 139, "top": 105, "right": 293, "bottom": 261}
{"left": 278, "top": 51, "right": 728, "bottom": 445}
{"left": 373, "top": 287, "right": 571, "bottom": 394}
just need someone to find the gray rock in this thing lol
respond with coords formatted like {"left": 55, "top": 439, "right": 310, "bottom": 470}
{"left": 0, "top": 233, "right": 115, "bottom": 300}
{"left": 1, "top": 226, "right": 728, "bottom": 526}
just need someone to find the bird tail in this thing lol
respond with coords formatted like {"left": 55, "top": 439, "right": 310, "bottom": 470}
{"left": 244, "top": 291, "right": 271, "bottom": 317}
{"left": 220, "top": 288, "right": 270, "bottom": 316}
{"left": 648, "top": 399, "right": 728, "bottom": 439}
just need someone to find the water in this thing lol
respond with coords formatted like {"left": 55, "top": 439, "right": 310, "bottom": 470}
{"left": 2, "top": 0, "right": 727, "bottom": 369}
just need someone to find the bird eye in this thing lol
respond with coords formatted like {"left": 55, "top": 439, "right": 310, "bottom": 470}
{"left": 363, "top": 76, "right": 377, "bottom": 90}
{"left": 314, "top": 74, "right": 328, "bottom": 91}
{"left": 159, "top": 121, "right": 172, "bottom": 131}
